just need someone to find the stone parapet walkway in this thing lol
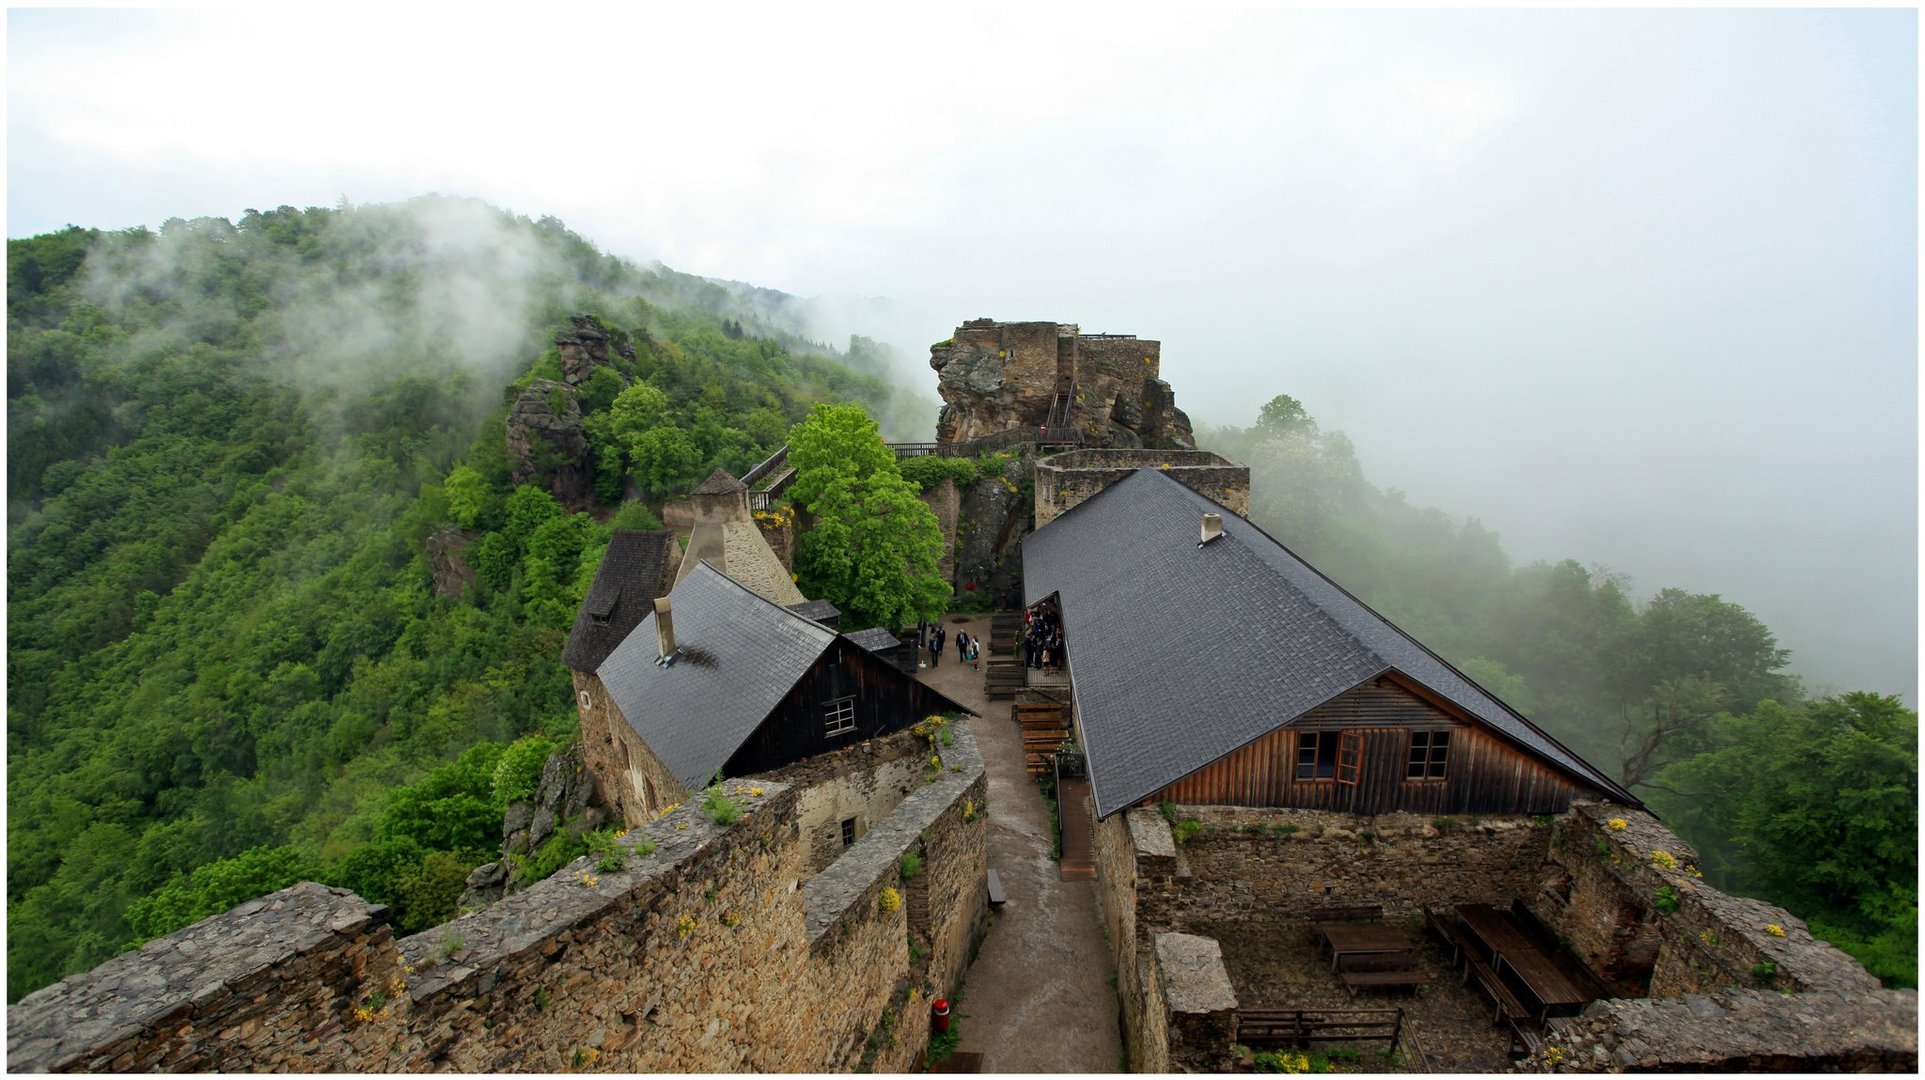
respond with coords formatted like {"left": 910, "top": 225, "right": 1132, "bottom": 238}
{"left": 916, "top": 614, "right": 1123, "bottom": 1073}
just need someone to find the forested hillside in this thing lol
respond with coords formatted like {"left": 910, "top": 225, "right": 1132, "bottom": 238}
{"left": 5, "top": 198, "right": 928, "bottom": 1000}
{"left": 1198, "top": 398, "right": 1916, "bottom": 986}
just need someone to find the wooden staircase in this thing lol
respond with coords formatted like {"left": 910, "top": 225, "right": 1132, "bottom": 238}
{"left": 1016, "top": 701, "right": 1070, "bottom": 776}
{"left": 988, "top": 612, "right": 1022, "bottom": 655}
{"left": 986, "top": 658, "right": 1028, "bottom": 698}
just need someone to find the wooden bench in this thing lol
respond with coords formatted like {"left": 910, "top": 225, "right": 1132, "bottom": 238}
{"left": 1340, "top": 970, "right": 1424, "bottom": 997}
{"left": 986, "top": 868, "right": 1006, "bottom": 909}
{"left": 1425, "top": 906, "right": 1481, "bottom": 972}
{"left": 1235, "top": 1007, "right": 1403, "bottom": 1050}
{"left": 1308, "top": 904, "right": 1384, "bottom": 924}
{"left": 1464, "top": 953, "right": 1531, "bottom": 1029}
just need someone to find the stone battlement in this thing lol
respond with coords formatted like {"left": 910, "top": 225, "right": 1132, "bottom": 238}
{"left": 9, "top": 726, "right": 990, "bottom": 1074}
{"left": 1034, "top": 448, "right": 1249, "bottom": 528}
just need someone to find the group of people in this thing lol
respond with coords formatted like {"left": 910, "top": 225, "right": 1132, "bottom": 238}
{"left": 915, "top": 622, "right": 980, "bottom": 670}
{"left": 1024, "top": 597, "right": 1066, "bottom": 672}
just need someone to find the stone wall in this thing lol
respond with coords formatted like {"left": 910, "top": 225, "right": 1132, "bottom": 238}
{"left": 602, "top": 694, "right": 691, "bottom": 826}
{"left": 1033, "top": 448, "right": 1249, "bottom": 528}
{"left": 1530, "top": 802, "right": 1887, "bottom": 999}
{"left": 1135, "top": 804, "right": 1551, "bottom": 931}
{"left": 756, "top": 726, "right": 929, "bottom": 873}
{"left": 1086, "top": 796, "right": 1916, "bottom": 1075}
{"left": 11, "top": 732, "right": 991, "bottom": 1075}
{"left": 1151, "top": 933, "right": 1239, "bottom": 1073}
{"left": 1523, "top": 985, "right": 1919, "bottom": 1072}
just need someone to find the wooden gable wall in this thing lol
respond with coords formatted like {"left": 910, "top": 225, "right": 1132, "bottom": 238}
{"left": 724, "top": 640, "right": 952, "bottom": 778}
{"left": 1145, "top": 676, "right": 1595, "bottom": 816}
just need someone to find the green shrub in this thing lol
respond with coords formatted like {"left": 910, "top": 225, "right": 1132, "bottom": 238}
{"left": 1653, "top": 885, "right": 1681, "bottom": 915}
{"left": 1171, "top": 820, "right": 1203, "bottom": 845}
{"left": 900, "top": 851, "right": 924, "bottom": 879}
{"left": 491, "top": 735, "right": 557, "bottom": 807}
{"left": 607, "top": 500, "right": 665, "bottom": 531}
{"left": 702, "top": 785, "right": 742, "bottom": 826}
{"left": 897, "top": 454, "right": 979, "bottom": 493}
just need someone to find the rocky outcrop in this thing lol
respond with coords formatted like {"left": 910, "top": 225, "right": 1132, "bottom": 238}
{"left": 930, "top": 318, "right": 1196, "bottom": 451}
{"left": 554, "top": 313, "right": 631, "bottom": 387}
{"left": 951, "top": 455, "right": 1031, "bottom": 608}
{"left": 458, "top": 745, "right": 609, "bottom": 910}
{"left": 505, "top": 379, "right": 591, "bottom": 503}
{"left": 425, "top": 526, "right": 476, "bottom": 598}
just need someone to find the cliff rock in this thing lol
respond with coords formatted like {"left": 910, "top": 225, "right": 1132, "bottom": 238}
{"left": 425, "top": 525, "right": 476, "bottom": 598}
{"left": 506, "top": 379, "right": 592, "bottom": 502}
{"left": 930, "top": 318, "right": 1196, "bottom": 450}
{"left": 458, "top": 744, "right": 609, "bottom": 910}
{"left": 555, "top": 313, "right": 631, "bottom": 387}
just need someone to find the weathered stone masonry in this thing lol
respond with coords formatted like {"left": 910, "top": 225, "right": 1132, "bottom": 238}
{"left": 9, "top": 724, "right": 991, "bottom": 1074}
{"left": 1093, "top": 800, "right": 1916, "bottom": 1073}
{"left": 1034, "top": 448, "right": 1249, "bottom": 529}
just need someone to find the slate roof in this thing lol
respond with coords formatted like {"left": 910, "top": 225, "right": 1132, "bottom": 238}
{"left": 692, "top": 468, "right": 747, "bottom": 495}
{"left": 786, "top": 599, "right": 842, "bottom": 625}
{"left": 597, "top": 561, "right": 838, "bottom": 791}
{"left": 562, "top": 531, "right": 674, "bottom": 673}
{"left": 1022, "top": 469, "right": 1638, "bottom": 819}
{"left": 844, "top": 627, "right": 903, "bottom": 653}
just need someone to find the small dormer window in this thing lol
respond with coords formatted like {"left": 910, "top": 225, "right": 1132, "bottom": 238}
{"left": 590, "top": 612, "right": 610, "bottom": 627}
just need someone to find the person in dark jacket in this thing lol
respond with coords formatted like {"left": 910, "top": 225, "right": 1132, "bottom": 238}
{"left": 930, "top": 625, "right": 945, "bottom": 667}
{"left": 956, "top": 630, "right": 970, "bottom": 662}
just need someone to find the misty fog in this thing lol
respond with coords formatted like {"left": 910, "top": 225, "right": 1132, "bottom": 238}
{"left": 9, "top": 7, "right": 1915, "bottom": 702}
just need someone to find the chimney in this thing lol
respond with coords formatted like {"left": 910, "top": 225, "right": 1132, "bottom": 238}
{"left": 1199, "top": 512, "right": 1223, "bottom": 546}
{"left": 654, "top": 596, "right": 677, "bottom": 664}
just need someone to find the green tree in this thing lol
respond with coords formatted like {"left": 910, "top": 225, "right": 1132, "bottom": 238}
{"left": 787, "top": 403, "right": 950, "bottom": 630}
{"left": 444, "top": 465, "right": 496, "bottom": 530}
{"left": 125, "top": 844, "right": 322, "bottom": 943}
{"left": 1657, "top": 694, "right": 1916, "bottom": 986}
{"left": 626, "top": 425, "right": 704, "bottom": 498}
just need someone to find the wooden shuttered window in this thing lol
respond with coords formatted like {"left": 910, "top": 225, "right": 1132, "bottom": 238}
{"left": 1335, "top": 730, "right": 1364, "bottom": 786}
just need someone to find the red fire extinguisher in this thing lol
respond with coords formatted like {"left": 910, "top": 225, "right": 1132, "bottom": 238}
{"left": 931, "top": 998, "right": 951, "bottom": 1033}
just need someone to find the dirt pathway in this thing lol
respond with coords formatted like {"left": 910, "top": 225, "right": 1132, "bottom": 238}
{"left": 916, "top": 614, "right": 1123, "bottom": 1073}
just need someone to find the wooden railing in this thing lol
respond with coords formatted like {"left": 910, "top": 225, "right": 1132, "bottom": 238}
{"left": 742, "top": 444, "right": 789, "bottom": 489}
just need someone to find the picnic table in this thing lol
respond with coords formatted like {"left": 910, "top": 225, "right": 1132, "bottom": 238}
{"left": 1453, "top": 904, "right": 1594, "bottom": 1025}
{"left": 1313, "top": 921, "right": 1411, "bottom": 972}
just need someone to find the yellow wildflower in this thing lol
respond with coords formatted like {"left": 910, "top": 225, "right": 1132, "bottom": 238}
{"left": 1606, "top": 818, "right": 1629, "bottom": 831}
{"left": 750, "top": 786, "right": 764, "bottom": 797}
{"left": 879, "top": 887, "right": 902, "bottom": 915}
{"left": 1650, "top": 849, "right": 1678, "bottom": 870}
{"left": 676, "top": 913, "right": 697, "bottom": 939}
{"left": 1765, "top": 923, "right": 1786, "bottom": 937}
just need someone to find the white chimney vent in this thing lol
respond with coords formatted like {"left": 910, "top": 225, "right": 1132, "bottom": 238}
{"left": 654, "top": 597, "right": 677, "bottom": 664}
{"left": 1200, "top": 512, "right": 1224, "bottom": 546}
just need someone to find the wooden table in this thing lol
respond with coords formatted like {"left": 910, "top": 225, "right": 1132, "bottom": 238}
{"left": 1454, "top": 904, "right": 1592, "bottom": 1024}
{"left": 1314, "top": 922, "right": 1411, "bottom": 972}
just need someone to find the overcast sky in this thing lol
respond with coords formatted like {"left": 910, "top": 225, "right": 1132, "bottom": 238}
{"left": 8, "top": 6, "right": 1916, "bottom": 701}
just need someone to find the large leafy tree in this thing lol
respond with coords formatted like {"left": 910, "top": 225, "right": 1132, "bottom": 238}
{"left": 787, "top": 403, "right": 950, "bottom": 631}
{"left": 1655, "top": 694, "right": 1916, "bottom": 986}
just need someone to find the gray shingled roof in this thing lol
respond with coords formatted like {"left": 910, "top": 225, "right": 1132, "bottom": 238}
{"left": 786, "top": 599, "right": 842, "bottom": 625}
{"left": 1022, "top": 469, "right": 1636, "bottom": 819}
{"left": 562, "top": 531, "right": 674, "bottom": 673}
{"left": 597, "top": 561, "right": 838, "bottom": 791}
{"left": 844, "top": 627, "right": 902, "bottom": 653}
{"left": 692, "top": 468, "right": 747, "bottom": 495}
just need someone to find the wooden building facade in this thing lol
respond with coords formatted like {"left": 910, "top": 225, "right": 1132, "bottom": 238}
{"left": 723, "top": 639, "right": 966, "bottom": 778}
{"left": 1141, "top": 675, "right": 1594, "bottom": 816}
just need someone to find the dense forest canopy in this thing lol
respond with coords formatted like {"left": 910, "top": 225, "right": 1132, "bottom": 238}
{"left": 5, "top": 198, "right": 931, "bottom": 1000}
{"left": 5, "top": 201, "right": 1911, "bottom": 1002}
{"left": 1197, "top": 398, "right": 1915, "bottom": 987}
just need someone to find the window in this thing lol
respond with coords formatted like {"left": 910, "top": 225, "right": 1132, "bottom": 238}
{"left": 1335, "top": 731, "right": 1363, "bottom": 786}
{"left": 1408, "top": 730, "right": 1450, "bottom": 780}
{"left": 825, "top": 696, "right": 856, "bottom": 737}
{"left": 841, "top": 817, "right": 857, "bottom": 847}
{"left": 1295, "top": 731, "right": 1339, "bottom": 781}
{"left": 578, "top": 689, "right": 593, "bottom": 710}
